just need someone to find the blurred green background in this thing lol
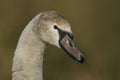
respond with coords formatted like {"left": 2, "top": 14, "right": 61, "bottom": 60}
{"left": 0, "top": 0, "right": 120, "bottom": 80}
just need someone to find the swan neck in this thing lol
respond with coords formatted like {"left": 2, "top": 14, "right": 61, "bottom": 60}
{"left": 12, "top": 25, "right": 45, "bottom": 80}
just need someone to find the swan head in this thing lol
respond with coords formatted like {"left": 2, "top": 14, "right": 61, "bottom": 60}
{"left": 35, "top": 11, "right": 85, "bottom": 63}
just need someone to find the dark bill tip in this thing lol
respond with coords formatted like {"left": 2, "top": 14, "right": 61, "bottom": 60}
{"left": 78, "top": 55, "right": 85, "bottom": 64}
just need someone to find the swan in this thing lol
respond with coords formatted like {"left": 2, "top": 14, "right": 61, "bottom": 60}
{"left": 12, "top": 11, "right": 85, "bottom": 80}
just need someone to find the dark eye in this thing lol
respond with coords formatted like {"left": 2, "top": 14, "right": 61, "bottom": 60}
{"left": 54, "top": 25, "right": 58, "bottom": 29}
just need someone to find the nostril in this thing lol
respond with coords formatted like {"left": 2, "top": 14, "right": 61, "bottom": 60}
{"left": 69, "top": 40, "right": 73, "bottom": 47}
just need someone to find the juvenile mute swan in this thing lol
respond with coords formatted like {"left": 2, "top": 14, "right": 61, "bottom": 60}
{"left": 12, "top": 11, "right": 85, "bottom": 80}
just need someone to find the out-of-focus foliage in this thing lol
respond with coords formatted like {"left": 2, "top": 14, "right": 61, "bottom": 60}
{"left": 0, "top": 0, "right": 120, "bottom": 80}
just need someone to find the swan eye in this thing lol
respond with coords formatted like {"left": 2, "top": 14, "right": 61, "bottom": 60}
{"left": 54, "top": 25, "right": 58, "bottom": 29}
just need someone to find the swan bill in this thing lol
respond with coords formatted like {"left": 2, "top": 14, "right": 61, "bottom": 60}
{"left": 59, "top": 35, "right": 85, "bottom": 63}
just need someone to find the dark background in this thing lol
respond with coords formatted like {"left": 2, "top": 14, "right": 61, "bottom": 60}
{"left": 0, "top": 0, "right": 120, "bottom": 80}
